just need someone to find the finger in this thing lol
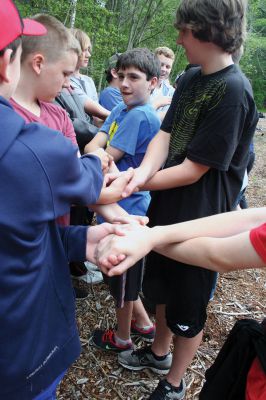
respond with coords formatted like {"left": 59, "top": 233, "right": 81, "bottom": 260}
{"left": 106, "top": 254, "right": 120, "bottom": 266}
{"left": 107, "top": 258, "right": 132, "bottom": 276}
{"left": 113, "top": 225, "right": 128, "bottom": 236}
{"left": 102, "top": 166, "right": 109, "bottom": 175}
{"left": 112, "top": 217, "right": 133, "bottom": 225}
{"left": 122, "top": 182, "right": 135, "bottom": 198}
{"left": 137, "top": 216, "right": 149, "bottom": 225}
{"left": 116, "top": 254, "right": 126, "bottom": 262}
{"left": 106, "top": 172, "right": 122, "bottom": 184}
{"left": 99, "top": 257, "right": 117, "bottom": 269}
{"left": 125, "top": 167, "right": 134, "bottom": 180}
{"left": 108, "top": 153, "right": 114, "bottom": 162}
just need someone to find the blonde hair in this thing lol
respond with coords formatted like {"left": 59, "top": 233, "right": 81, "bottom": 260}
{"left": 21, "top": 14, "right": 81, "bottom": 63}
{"left": 71, "top": 28, "right": 91, "bottom": 52}
{"left": 155, "top": 46, "right": 175, "bottom": 61}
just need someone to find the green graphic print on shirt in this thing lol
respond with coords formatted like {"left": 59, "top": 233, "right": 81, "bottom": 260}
{"left": 167, "top": 74, "right": 227, "bottom": 166}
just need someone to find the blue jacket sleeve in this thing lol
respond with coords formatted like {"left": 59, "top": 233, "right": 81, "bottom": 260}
{"left": 59, "top": 225, "right": 88, "bottom": 261}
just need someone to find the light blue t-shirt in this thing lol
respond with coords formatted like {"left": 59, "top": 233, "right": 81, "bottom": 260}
{"left": 101, "top": 102, "right": 160, "bottom": 216}
{"left": 150, "top": 80, "right": 175, "bottom": 112}
{"left": 99, "top": 86, "right": 123, "bottom": 111}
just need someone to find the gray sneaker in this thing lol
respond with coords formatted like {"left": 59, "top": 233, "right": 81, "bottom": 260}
{"left": 118, "top": 346, "right": 172, "bottom": 375}
{"left": 149, "top": 378, "right": 186, "bottom": 400}
{"left": 75, "top": 262, "right": 103, "bottom": 284}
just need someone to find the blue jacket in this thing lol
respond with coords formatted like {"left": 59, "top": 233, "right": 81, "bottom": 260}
{"left": 0, "top": 98, "right": 103, "bottom": 399}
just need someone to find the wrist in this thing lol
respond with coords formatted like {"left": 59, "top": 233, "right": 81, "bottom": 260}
{"left": 149, "top": 226, "right": 164, "bottom": 249}
{"left": 139, "top": 165, "right": 153, "bottom": 183}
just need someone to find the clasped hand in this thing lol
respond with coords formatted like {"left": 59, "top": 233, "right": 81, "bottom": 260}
{"left": 94, "top": 217, "right": 153, "bottom": 276}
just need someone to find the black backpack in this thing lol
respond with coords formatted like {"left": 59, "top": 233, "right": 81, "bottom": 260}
{"left": 199, "top": 318, "right": 266, "bottom": 400}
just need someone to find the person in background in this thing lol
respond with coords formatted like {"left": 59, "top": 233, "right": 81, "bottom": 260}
{"left": 99, "top": 53, "right": 123, "bottom": 111}
{"left": 151, "top": 46, "right": 175, "bottom": 121}
{"left": 70, "top": 28, "right": 110, "bottom": 125}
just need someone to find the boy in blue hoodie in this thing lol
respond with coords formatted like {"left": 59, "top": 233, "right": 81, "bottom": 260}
{"left": 0, "top": 1, "right": 123, "bottom": 399}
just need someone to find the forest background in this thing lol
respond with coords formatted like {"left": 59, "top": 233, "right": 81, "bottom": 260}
{"left": 17, "top": 0, "right": 265, "bottom": 110}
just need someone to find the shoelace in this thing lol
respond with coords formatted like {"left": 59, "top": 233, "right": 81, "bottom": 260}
{"left": 132, "top": 345, "right": 152, "bottom": 357}
{"left": 102, "top": 329, "right": 115, "bottom": 343}
{"left": 156, "top": 380, "right": 183, "bottom": 396}
{"left": 156, "top": 380, "right": 172, "bottom": 395}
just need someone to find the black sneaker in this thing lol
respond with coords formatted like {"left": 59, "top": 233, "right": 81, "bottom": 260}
{"left": 118, "top": 345, "right": 172, "bottom": 374}
{"left": 90, "top": 329, "right": 134, "bottom": 353}
{"left": 73, "top": 286, "right": 89, "bottom": 300}
{"left": 70, "top": 261, "right": 88, "bottom": 277}
{"left": 149, "top": 378, "right": 186, "bottom": 400}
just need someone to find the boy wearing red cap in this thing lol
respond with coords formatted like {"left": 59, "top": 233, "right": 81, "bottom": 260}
{"left": 0, "top": 1, "right": 121, "bottom": 399}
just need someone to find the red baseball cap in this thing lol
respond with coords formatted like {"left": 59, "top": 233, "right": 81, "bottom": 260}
{"left": 0, "top": 0, "right": 47, "bottom": 51}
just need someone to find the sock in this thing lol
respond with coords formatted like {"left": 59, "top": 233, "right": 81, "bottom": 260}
{"left": 165, "top": 379, "right": 183, "bottom": 393}
{"left": 114, "top": 333, "right": 132, "bottom": 346}
{"left": 150, "top": 348, "right": 169, "bottom": 361}
{"left": 134, "top": 322, "right": 154, "bottom": 331}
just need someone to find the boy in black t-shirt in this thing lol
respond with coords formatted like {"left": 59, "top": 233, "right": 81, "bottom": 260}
{"left": 116, "top": 1, "right": 259, "bottom": 399}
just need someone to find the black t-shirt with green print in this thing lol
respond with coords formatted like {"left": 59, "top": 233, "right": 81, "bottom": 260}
{"left": 148, "top": 64, "right": 258, "bottom": 226}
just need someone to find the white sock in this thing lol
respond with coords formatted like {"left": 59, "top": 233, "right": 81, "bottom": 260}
{"left": 114, "top": 334, "right": 132, "bottom": 346}
{"left": 135, "top": 322, "right": 153, "bottom": 331}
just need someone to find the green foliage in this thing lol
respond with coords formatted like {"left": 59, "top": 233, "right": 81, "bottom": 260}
{"left": 16, "top": 0, "right": 266, "bottom": 107}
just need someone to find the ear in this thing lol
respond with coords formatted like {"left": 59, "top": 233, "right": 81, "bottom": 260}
{"left": 31, "top": 53, "right": 45, "bottom": 75}
{"left": 111, "top": 68, "right": 118, "bottom": 79}
{"left": 149, "top": 76, "right": 158, "bottom": 91}
{"left": 0, "top": 49, "right": 13, "bottom": 83}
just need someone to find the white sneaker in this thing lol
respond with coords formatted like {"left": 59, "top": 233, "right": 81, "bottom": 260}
{"left": 76, "top": 262, "right": 103, "bottom": 284}
{"left": 85, "top": 261, "right": 100, "bottom": 272}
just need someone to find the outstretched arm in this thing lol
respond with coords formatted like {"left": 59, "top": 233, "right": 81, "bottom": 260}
{"left": 96, "top": 208, "right": 266, "bottom": 275}
{"left": 158, "top": 232, "right": 264, "bottom": 273}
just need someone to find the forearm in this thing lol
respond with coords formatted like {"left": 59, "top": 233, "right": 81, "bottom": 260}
{"left": 149, "top": 207, "right": 266, "bottom": 248}
{"left": 84, "top": 131, "right": 107, "bottom": 153}
{"left": 142, "top": 158, "right": 209, "bottom": 191}
{"left": 90, "top": 203, "right": 128, "bottom": 222}
{"left": 96, "top": 189, "right": 119, "bottom": 205}
{"left": 156, "top": 232, "right": 265, "bottom": 272}
{"left": 84, "top": 99, "right": 110, "bottom": 120}
{"left": 139, "top": 130, "right": 170, "bottom": 181}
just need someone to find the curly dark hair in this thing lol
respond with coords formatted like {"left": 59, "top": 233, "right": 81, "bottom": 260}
{"left": 175, "top": 0, "right": 247, "bottom": 54}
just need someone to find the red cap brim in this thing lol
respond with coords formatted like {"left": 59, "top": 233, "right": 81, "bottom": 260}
{"left": 22, "top": 18, "right": 47, "bottom": 37}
